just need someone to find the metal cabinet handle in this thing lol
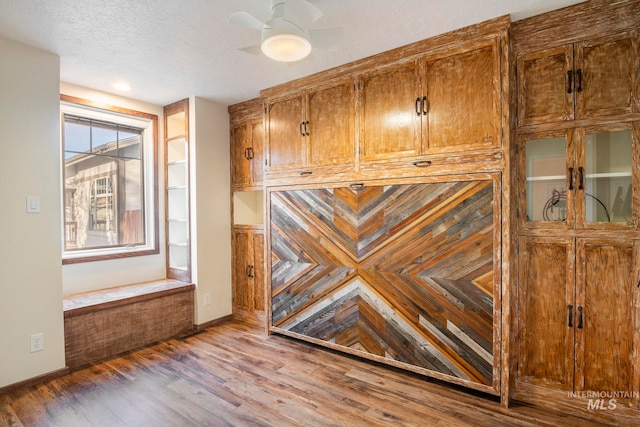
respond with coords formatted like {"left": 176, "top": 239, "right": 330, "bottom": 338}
{"left": 299, "top": 171, "right": 312, "bottom": 176}
{"left": 246, "top": 265, "right": 254, "bottom": 278}
{"left": 412, "top": 160, "right": 432, "bottom": 167}
{"left": 576, "top": 69, "right": 583, "bottom": 92}
{"left": 567, "top": 304, "right": 573, "bottom": 327}
{"left": 567, "top": 70, "right": 573, "bottom": 94}
{"left": 299, "top": 122, "right": 305, "bottom": 136}
{"left": 350, "top": 183, "right": 364, "bottom": 190}
{"left": 304, "top": 121, "right": 310, "bottom": 136}
{"left": 247, "top": 147, "right": 254, "bottom": 160}
{"left": 568, "top": 167, "right": 574, "bottom": 190}
{"left": 415, "top": 97, "right": 421, "bottom": 116}
{"left": 577, "top": 306, "right": 583, "bottom": 329}
{"left": 422, "top": 96, "right": 427, "bottom": 115}
{"left": 578, "top": 167, "right": 584, "bottom": 190}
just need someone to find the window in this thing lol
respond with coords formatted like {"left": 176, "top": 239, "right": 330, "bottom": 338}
{"left": 61, "top": 95, "right": 159, "bottom": 263}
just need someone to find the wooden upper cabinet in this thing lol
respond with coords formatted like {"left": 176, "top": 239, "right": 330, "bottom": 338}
{"left": 231, "top": 119, "right": 264, "bottom": 189}
{"left": 517, "top": 31, "right": 638, "bottom": 127}
{"left": 359, "top": 39, "right": 501, "bottom": 163}
{"left": 517, "top": 45, "right": 574, "bottom": 126}
{"left": 359, "top": 60, "right": 422, "bottom": 162}
{"left": 266, "top": 94, "right": 305, "bottom": 171}
{"left": 266, "top": 79, "right": 355, "bottom": 173}
{"left": 576, "top": 31, "right": 637, "bottom": 120}
{"left": 307, "top": 80, "right": 355, "bottom": 168}
{"left": 424, "top": 43, "right": 500, "bottom": 153}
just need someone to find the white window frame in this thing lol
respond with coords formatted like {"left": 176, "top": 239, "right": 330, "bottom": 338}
{"left": 61, "top": 96, "right": 159, "bottom": 263}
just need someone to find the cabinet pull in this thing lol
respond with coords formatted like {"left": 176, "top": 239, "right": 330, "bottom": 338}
{"left": 304, "top": 121, "right": 310, "bottom": 136}
{"left": 299, "top": 171, "right": 312, "bottom": 176}
{"left": 567, "top": 70, "right": 573, "bottom": 94}
{"left": 299, "top": 122, "right": 305, "bottom": 136}
{"left": 415, "top": 97, "right": 421, "bottom": 116}
{"left": 568, "top": 167, "right": 574, "bottom": 190}
{"left": 576, "top": 69, "right": 582, "bottom": 92}
{"left": 247, "top": 147, "right": 254, "bottom": 160}
{"left": 244, "top": 147, "right": 250, "bottom": 160}
{"left": 421, "top": 96, "right": 427, "bottom": 115}
{"left": 577, "top": 306, "right": 583, "bottom": 329}
{"left": 412, "top": 160, "right": 432, "bottom": 167}
{"left": 350, "top": 183, "right": 365, "bottom": 190}
{"left": 567, "top": 304, "right": 573, "bottom": 327}
{"left": 246, "top": 265, "right": 254, "bottom": 278}
{"left": 578, "top": 166, "right": 584, "bottom": 190}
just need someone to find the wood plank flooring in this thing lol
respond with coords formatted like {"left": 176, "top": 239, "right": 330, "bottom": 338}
{"left": 1, "top": 316, "right": 611, "bottom": 426}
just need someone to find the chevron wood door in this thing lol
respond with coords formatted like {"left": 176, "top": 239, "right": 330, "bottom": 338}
{"left": 269, "top": 176, "right": 499, "bottom": 392}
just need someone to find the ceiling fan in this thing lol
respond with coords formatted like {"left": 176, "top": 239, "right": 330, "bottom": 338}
{"left": 228, "top": 0, "right": 341, "bottom": 62}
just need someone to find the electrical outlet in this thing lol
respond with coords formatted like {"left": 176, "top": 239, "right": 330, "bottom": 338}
{"left": 30, "top": 333, "right": 44, "bottom": 352}
{"left": 204, "top": 292, "right": 211, "bottom": 306}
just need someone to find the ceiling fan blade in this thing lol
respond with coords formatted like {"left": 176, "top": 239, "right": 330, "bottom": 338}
{"left": 309, "top": 28, "right": 343, "bottom": 50}
{"left": 284, "top": 0, "right": 323, "bottom": 28}
{"left": 238, "top": 44, "right": 264, "bottom": 55}
{"left": 228, "top": 11, "right": 269, "bottom": 31}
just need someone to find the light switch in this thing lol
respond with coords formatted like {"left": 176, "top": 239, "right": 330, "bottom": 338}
{"left": 26, "top": 195, "right": 40, "bottom": 213}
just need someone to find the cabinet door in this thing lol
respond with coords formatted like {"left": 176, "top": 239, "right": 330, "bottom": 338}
{"left": 517, "top": 236, "right": 575, "bottom": 391}
{"left": 575, "top": 31, "right": 638, "bottom": 119}
{"left": 424, "top": 42, "right": 500, "bottom": 153}
{"left": 231, "top": 122, "right": 252, "bottom": 188}
{"left": 267, "top": 95, "right": 305, "bottom": 171}
{"left": 359, "top": 61, "right": 422, "bottom": 162}
{"left": 575, "top": 123, "right": 635, "bottom": 229}
{"left": 575, "top": 239, "right": 637, "bottom": 397}
{"left": 250, "top": 120, "right": 264, "bottom": 186}
{"left": 252, "top": 231, "right": 265, "bottom": 311}
{"left": 307, "top": 80, "right": 355, "bottom": 167}
{"left": 517, "top": 45, "right": 574, "bottom": 126}
{"left": 232, "top": 230, "right": 252, "bottom": 310}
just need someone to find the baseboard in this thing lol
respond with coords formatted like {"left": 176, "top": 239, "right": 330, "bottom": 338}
{"left": 194, "top": 314, "right": 234, "bottom": 331}
{"left": 0, "top": 367, "right": 70, "bottom": 395}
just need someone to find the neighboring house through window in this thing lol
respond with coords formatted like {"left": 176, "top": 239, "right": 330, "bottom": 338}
{"left": 61, "top": 95, "right": 159, "bottom": 263}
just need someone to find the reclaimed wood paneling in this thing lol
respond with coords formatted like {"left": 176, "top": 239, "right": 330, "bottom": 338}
{"left": 270, "top": 179, "right": 496, "bottom": 388}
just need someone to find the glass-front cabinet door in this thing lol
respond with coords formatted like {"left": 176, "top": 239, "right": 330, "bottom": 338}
{"left": 578, "top": 124, "right": 634, "bottom": 227}
{"left": 522, "top": 129, "right": 575, "bottom": 228}
{"left": 521, "top": 121, "right": 637, "bottom": 231}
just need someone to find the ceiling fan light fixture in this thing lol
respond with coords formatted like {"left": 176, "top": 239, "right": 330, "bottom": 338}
{"left": 261, "top": 33, "right": 312, "bottom": 62}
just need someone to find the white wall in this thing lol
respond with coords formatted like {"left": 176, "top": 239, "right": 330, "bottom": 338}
{"left": 0, "top": 37, "right": 66, "bottom": 387}
{"left": 59, "top": 83, "right": 166, "bottom": 295}
{"left": 190, "top": 97, "right": 232, "bottom": 324}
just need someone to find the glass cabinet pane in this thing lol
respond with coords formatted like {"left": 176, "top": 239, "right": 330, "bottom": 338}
{"left": 583, "top": 130, "right": 632, "bottom": 223}
{"left": 525, "top": 136, "right": 567, "bottom": 222}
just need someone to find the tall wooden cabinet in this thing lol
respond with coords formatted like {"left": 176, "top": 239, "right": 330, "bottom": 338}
{"left": 512, "top": 2, "right": 640, "bottom": 420}
{"left": 229, "top": 98, "right": 266, "bottom": 316}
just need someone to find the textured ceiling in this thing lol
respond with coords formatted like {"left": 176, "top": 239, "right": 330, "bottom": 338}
{"left": 0, "top": 0, "right": 585, "bottom": 107}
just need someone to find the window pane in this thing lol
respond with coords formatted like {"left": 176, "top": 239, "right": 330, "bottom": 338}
{"left": 92, "top": 123, "right": 118, "bottom": 155}
{"left": 64, "top": 121, "right": 91, "bottom": 156}
{"left": 584, "top": 130, "right": 632, "bottom": 223}
{"left": 63, "top": 115, "right": 146, "bottom": 251}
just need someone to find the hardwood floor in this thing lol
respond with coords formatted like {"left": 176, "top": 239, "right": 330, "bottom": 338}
{"left": 1, "top": 316, "right": 610, "bottom": 426}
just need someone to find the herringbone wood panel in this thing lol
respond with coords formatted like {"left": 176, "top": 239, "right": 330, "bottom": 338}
{"left": 270, "top": 180, "right": 496, "bottom": 387}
